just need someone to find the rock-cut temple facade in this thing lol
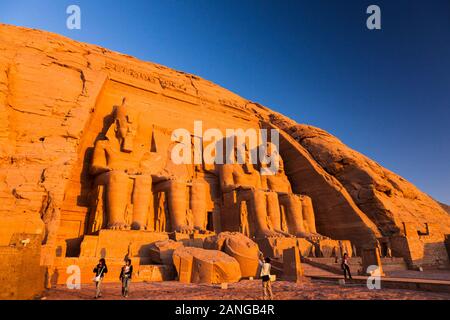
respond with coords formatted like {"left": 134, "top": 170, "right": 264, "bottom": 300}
{"left": 0, "top": 24, "right": 449, "bottom": 299}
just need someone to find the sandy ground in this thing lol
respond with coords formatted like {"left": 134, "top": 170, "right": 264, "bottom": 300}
{"left": 42, "top": 279, "right": 450, "bottom": 300}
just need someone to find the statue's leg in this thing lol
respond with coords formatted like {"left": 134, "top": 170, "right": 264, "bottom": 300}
{"left": 191, "top": 180, "right": 207, "bottom": 231}
{"left": 155, "top": 193, "right": 166, "bottom": 232}
{"left": 247, "top": 189, "right": 279, "bottom": 238}
{"left": 166, "top": 180, "right": 190, "bottom": 233}
{"left": 301, "top": 196, "right": 317, "bottom": 234}
{"left": 106, "top": 171, "right": 130, "bottom": 230}
{"left": 131, "top": 175, "right": 152, "bottom": 230}
{"left": 279, "top": 194, "right": 307, "bottom": 237}
{"left": 266, "top": 191, "right": 281, "bottom": 231}
{"left": 89, "top": 175, "right": 107, "bottom": 233}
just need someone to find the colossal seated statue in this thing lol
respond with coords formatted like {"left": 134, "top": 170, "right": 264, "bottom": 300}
{"left": 218, "top": 143, "right": 285, "bottom": 239}
{"left": 89, "top": 101, "right": 209, "bottom": 235}
{"left": 89, "top": 98, "right": 163, "bottom": 231}
{"left": 152, "top": 142, "right": 208, "bottom": 234}
{"left": 218, "top": 139, "right": 322, "bottom": 241}
{"left": 89, "top": 113, "right": 210, "bottom": 235}
{"left": 262, "top": 154, "right": 318, "bottom": 238}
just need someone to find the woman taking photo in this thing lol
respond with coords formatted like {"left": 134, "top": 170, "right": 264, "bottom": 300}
{"left": 259, "top": 256, "right": 273, "bottom": 300}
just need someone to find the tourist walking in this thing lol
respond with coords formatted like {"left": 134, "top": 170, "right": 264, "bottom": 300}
{"left": 260, "top": 256, "right": 273, "bottom": 300}
{"left": 120, "top": 258, "right": 133, "bottom": 298}
{"left": 341, "top": 253, "right": 353, "bottom": 280}
{"left": 93, "top": 258, "right": 108, "bottom": 298}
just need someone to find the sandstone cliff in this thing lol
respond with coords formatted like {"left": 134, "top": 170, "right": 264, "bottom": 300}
{"left": 439, "top": 202, "right": 450, "bottom": 215}
{"left": 268, "top": 116, "right": 450, "bottom": 236}
{"left": 0, "top": 24, "right": 448, "bottom": 267}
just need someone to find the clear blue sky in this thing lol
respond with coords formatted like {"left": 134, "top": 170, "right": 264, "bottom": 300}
{"left": 1, "top": 0, "right": 449, "bottom": 203}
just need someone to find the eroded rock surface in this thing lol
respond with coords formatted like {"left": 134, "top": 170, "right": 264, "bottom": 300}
{"left": 0, "top": 23, "right": 449, "bottom": 273}
{"left": 172, "top": 246, "right": 241, "bottom": 284}
{"left": 149, "top": 239, "right": 184, "bottom": 265}
{"left": 204, "top": 232, "right": 260, "bottom": 278}
{"left": 270, "top": 116, "right": 450, "bottom": 237}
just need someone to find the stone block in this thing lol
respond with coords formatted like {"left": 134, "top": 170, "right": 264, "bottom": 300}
{"left": 149, "top": 239, "right": 184, "bottom": 265}
{"left": 172, "top": 247, "right": 241, "bottom": 284}
{"left": 256, "top": 237, "right": 298, "bottom": 259}
{"left": 297, "top": 238, "right": 314, "bottom": 257}
{"left": 318, "top": 239, "right": 340, "bottom": 258}
{"left": 0, "top": 233, "right": 45, "bottom": 299}
{"left": 204, "top": 232, "right": 260, "bottom": 278}
{"left": 136, "top": 265, "right": 176, "bottom": 281}
{"left": 0, "top": 214, "right": 44, "bottom": 246}
{"left": 282, "top": 247, "right": 303, "bottom": 281}
{"left": 80, "top": 230, "right": 169, "bottom": 259}
{"left": 170, "top": 232, "right": 211, "bottom": 248}
{"left": 361, "top": 247, "right": 384, "bottom": 276}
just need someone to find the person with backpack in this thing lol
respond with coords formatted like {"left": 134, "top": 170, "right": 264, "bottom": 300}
{"left": 93, "top": 258, "right": 108, "bottom": 298}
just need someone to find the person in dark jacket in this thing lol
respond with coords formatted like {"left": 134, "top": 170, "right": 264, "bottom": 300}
{"left": 341, "top": 253, "right": 353, "bottom": 281}
{"left": 119, "top": 258, "right": 133, "bottom": 297}
{"left": 93, "top": 258, "right": 108, "bottom": 298}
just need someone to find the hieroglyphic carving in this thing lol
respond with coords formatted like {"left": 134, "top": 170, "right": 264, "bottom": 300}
{"left": 105, "top": 61, "right": 197, "bottom": 96}
{"left": 155, "top": 192, "right": 168, "bottom": 232}
{"left": 239, "top": 201, "right": 250, "bottom": 237}
{"left": 105, "top": 62, "right": 159, "bottom": 85}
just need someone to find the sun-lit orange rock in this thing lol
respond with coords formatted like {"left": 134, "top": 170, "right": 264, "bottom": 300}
{"left": 204, "top": 232, "right": 260, "bottom": 278}
{"left": 0, "top": 23, "right": 449, "bottom": 299}
{"left": 149, "top": 239, "right": 184, "bottom": 265}
{"left": 172, "top": 246, "right": 241, "bottom": 284}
